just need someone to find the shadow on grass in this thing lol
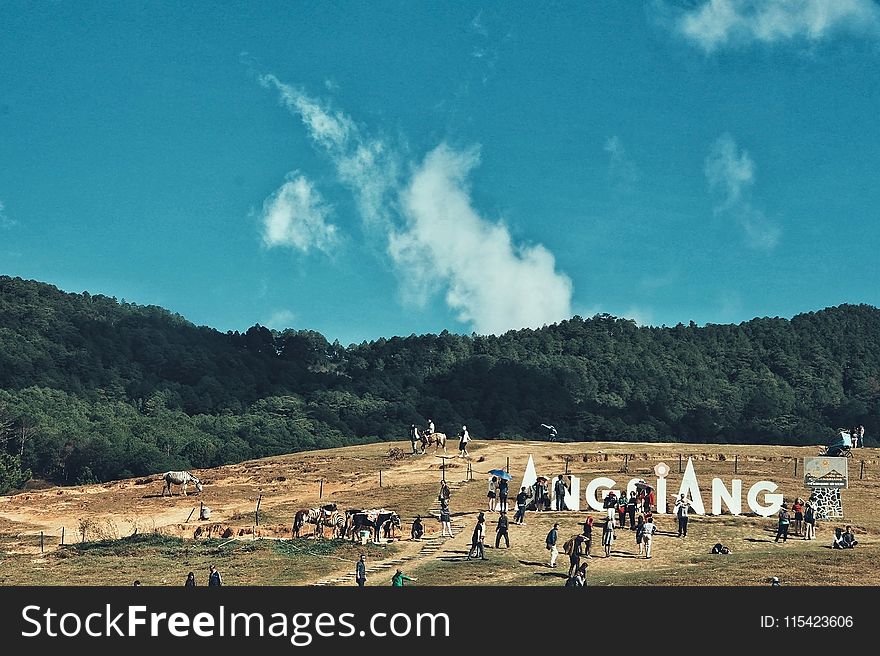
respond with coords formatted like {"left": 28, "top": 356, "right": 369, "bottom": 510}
{"left": 534, "top": 571, "right": 568, "bottom": 579}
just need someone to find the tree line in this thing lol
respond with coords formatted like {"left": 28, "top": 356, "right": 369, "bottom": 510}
{"left": 1, "top": 275, "right": 877, "bottom": 492}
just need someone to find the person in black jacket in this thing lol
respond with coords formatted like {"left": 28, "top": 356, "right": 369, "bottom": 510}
{"left": 356, "top": 554, "right": 367, "bottom": 587}
{"left": 514, "top": 487, "right": 529, "bottom": 524}
{"left": 184, "top": 572, "right": 196, "bottom": 587}
{"left": 411, "top": 515, "right": 424, "bottom": 541}
{"left": 208, "top": 564, "right": 222, "bottom": 586}
{"left": 495, "top": 511, "right": 510, "bottom": 548}
{"left": 554, "top": 475, "right": 568, "bottom": 511}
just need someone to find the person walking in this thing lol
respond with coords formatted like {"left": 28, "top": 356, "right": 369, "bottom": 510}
{"left": 583, "top": 516, "right": 594, "bottom": 558}
{"left": 568, "top": 533, "right": 586, "bottom": 576}
{"left": 602, "top": 517, "right": 615, "bottom": 557}
{"left": 546, "top": 523, "right": 559, "bottom": 568}
{"left": 674, "top": 494, "right": 692, "bottom": 537}
{"left": 468, "top": 514, "right": 487, "bottom": 560}
{"left": 487, "top": 476, "right": 498, "bottom": 511}
{"left": 440, "top": 499, "right": 453, "bottom": 537}
{"left": 803, "top": 502, "right": 815, "bottom": 541}
{"left": 774, "top": 504, "right": 791, "bottom": 543}
{"left": 208, "top": 564, "right": 222, "bottom": 586}
{"left": 391, "top": 569, "right": 416, "bottom": 586}
{"left": 495, "top": 511, "right": 510, "bottom": 548}
{"left": 458, "top": 425, "right": 471, "bottom": 457}
{"left": 409, "top": 424, "right": 419, "bottom": 454}
{"left": 554, "top": 474, "right": 568, "bottom": 511}
{"left": 635, "top": 514, "right": 646, "bottom": 556}
{"left": 184, "top": 572, "right": 196, "bottom": 587}
{"left": 514, "top": 487, "right": 529, "bottom": 525}
{"left": 355, "top": 554, "right": 367, "bottom": 587}
{"left": 439, "top": 479, "right": 451, "bottom": 503}
{"left": 642, "top": 516, "right": 656, "bottom": 558}
{"left": 498, "top": 478, "right": 509, "bottom": 513}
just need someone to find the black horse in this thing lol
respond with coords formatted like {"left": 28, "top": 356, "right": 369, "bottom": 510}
{"left": 347, "top": 510, "right": 401, "bottom": 542}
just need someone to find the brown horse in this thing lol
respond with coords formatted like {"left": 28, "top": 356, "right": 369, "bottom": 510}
{"left": 420, "top": 431, "right": 447, "bottom": 455}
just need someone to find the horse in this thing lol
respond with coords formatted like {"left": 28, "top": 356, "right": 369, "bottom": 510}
{"left": 162, "top": 471, "right": 203, "bottom": 497}
{"left": 292, "top": 503, "right": 338, "bottom": 538}
{"left": 347, "top": 509, "right": 401, "bottom": 542}
{"left": 419, "top": 431, "right": 447, "bottom": 455}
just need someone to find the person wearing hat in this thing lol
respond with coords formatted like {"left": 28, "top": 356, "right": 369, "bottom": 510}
{"left": 774, "top": 504, "right": 791, "bottom": 543}
{"left": 458, "top": 425, "right": 470, "bottom": 457}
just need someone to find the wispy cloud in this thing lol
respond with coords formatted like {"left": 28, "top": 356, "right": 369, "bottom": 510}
{"left": 677, "top": 0, "right": 880, "bottom": 52}
{"left": 264, "top": 309, "right": 296, "bottom": 330}
{"left": 0, "top": 200, "right": 15, "bottom": 229}
{"left": 705, "top": 134, "right": 781, "bottom": 250}
{"left": 604, "top": 136, "right": 640, "bottom": 191}
{"left": 259, "top": 76, "right": 574, "bottom": 335}
{"left": 259, "top": 173, "right": 338, "bottom": 254}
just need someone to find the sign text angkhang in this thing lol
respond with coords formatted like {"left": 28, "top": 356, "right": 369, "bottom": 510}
{"left": 520, "top": 455, "right": 786, "bottom": 518}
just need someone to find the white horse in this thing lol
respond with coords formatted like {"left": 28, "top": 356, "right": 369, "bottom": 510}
{"left": 162, "top": 471, "right": 203, "bottom": 497}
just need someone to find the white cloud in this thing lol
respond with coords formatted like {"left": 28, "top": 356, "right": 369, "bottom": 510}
{"left": 0, "top": 200, "right": 15, "bottom": 229}
{"left": 259, "top": 173, "right": 337, "bottom": 254}
{"left": 260, "top": 77, "right": 574, "bottom": 335}
{"left": 604, "top": 136, "right": 640, "bottom": 189}
{"left": 390, "top": 144, "right": 573, "bottom": 335}
{"left": 705, "top": 134, "right": 781, "bottom": 250}
{"left": 678, "top": 0, "right": 880, "bottom": 52}
{"left": 264, "top": 309, "right": 296, "bottom": 330}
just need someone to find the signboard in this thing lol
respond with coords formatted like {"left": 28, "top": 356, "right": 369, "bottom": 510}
{"left": 804, "top": 457, "right": 848, "bottom": 489}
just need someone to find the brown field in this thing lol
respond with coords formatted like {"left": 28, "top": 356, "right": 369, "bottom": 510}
{"left": 0, "top": 440, "right": 877, "bottom": 586}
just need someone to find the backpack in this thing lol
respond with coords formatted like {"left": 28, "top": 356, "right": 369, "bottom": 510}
{"left": 562, "top": 537, "right": 575, "bottom": 555}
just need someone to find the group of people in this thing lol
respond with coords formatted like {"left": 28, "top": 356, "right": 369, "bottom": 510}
{"left": 775, "top": 497, "right": 817, "bottom": 542}
{"left": 832, "top": 526, "right": 859, "bottom": 549}
{"left": 408, "top": 419, "right": 472, "bottom": 457}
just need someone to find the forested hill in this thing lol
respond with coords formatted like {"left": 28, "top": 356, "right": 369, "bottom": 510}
{"left": 1, "top": 274, "right": 878, "bottom": 490}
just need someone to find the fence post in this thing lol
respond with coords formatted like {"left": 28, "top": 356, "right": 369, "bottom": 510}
{"left": 506, "top": 457, "right": 510, "bottom": 473}
{"left": 860, "top": 460, "right": 865, "bottom": 480}
{"left": 623, "top": 454, "right": 629, "bottom": 473}
{"left": 380, "top": 470, "right": 383, "bottom": 488}
{"left": 40, "top": 531, "right": 44, "bottom": 554}
{"left": 255, "top": 494, "right": 262, "bottom": 526}
{"left": 564, "top": 458, "right": 569, "bottom": 475}
{"left": 319, "top": 479, "right": 323, "bottom": 499}
{"left": 734, "top": 455, "right": 738, "bottom": 475}
{"left": 186, "top": 507, "right": 196, "bottom": 523}
{"left": 61, "top": 527, "right": 65, "bottom": 546}
{"left": 679, "top": 454, "right": 682, "bottom": 473}
{"left": 794, "top": 458, "right": 798, "bottom": 477}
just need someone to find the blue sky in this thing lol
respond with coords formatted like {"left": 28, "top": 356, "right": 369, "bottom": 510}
{"left": 2, "top": 1, "right": 880, "bottom": 345}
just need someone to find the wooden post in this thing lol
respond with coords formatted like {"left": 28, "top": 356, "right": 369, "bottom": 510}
{"left": 564, "top": 458, "right": 569, "bottom": 475}
{"left": 255, "top": 495, "right": 263, "bottom": 526}
{"left": 186, "top": 507, "right": 196, "bottom": 523}
{"left": 61, "top": 527, "right": 65, "bottom": 546}
{"left": 679, "top": 454, "right": 682, "bottom": 473}
{"left": 624, "top": 454, "right": 629, "bottom": 473}
{"left": 506, "top": 457, "right": 510, "bottom": 473}
{"left": 860, "top": 460, "right": 865, "bottom": 480}
{"left": 734, "top": 455, "right": 738, "bottom": 475}
{"left": 319, "top": 479, "right": 323, "bottom": 499}
{"left": 442, "top": 462, "right": 446, "bottom": 483}
{"left": 794, "top": 458, "right": 798, "bottom": 477}
{"left": 40, "top": 531, "right": 44, "bottom": 553}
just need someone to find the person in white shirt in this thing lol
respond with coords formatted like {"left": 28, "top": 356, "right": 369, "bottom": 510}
{"left": 427, "top": 419, "right": 435, "bottom": 435}
{"left": 487, "top": 476, "right": 498, "bottom": 511}
{"left": 458, "top": 425, "right": 470, "bottom": 457}
{"left": 642, "top": 517, "right": 657, "bottom": 558}
{"left": 674, "top": 494, "right": 692, "bottom": 537}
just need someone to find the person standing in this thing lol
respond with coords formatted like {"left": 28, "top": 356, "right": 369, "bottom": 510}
{"left": 410, "top": 424, "right": 421, "bottom": 454}
{"left": 554, "top": 474, "right": 568, "bottom": 511}
{"left": 458, "top": 425, "right": 471, "bottom": 457}
{"left": 391, "top": 569, "right": 416, "bottom": 586}
{"left": 674, "top": 494, "right": 692, "bottom": 537}
{"left": 439, "top": 480, "right": 451, "bottom": 503}
{"left": 546, "top": 523, "right": 559, "bottom": 568}
{"left": 775, "top": 504, "right": 791, "bottom": 543}
{"left": 792, "top": 498, "right": 804, "bottom": 536}
{"left": 208, "top": 564, "right": 222, "bottom": 586}
{"left": 617, "top": 494, "right": 628, "bottom": 529}
{"left": 439, "top": 498, "right": 453, "bottom": 537}
{"left": 495, "top": 511, "right": 510, "bottom": 548}
{"left": 603, "top": 491, "right": 617, "bottom": 526}
{"left": 602, "top": 517, "right": 615, "bottom": 557}
{"left": 487, "top": 476, "right": 498, "bottom": 511}
{"left": 642, "top": 516, "right": 656, "bottom": 558}
{"left": 533, "top": 478, "right": 546, "bottom": 511}
{"left": 514, "top": 487, "right": 529, "bottom": 525}
{"left": 803, "top": 502, "right": 815, "bottom": 541}
{"left": 184, "top": 572, "right": 196, "bottom": 587}
{"left": 498, "top": 478, "right": 509, "bottom": 513}
{"left": 635, "top": 515, "right": 646, "bottom": 556}
{"left": 627, "top": 492, "right": 638, "bottom": 529}
{"left": 583, "top": 516, "right": 594, "bottom": 558}
{"left": 355, "top": 554, "right": 367, "bottom": 587}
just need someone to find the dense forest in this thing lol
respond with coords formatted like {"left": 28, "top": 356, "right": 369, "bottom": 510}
{"left": 1, "top": 274, "right": 878, "bottom": 492}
